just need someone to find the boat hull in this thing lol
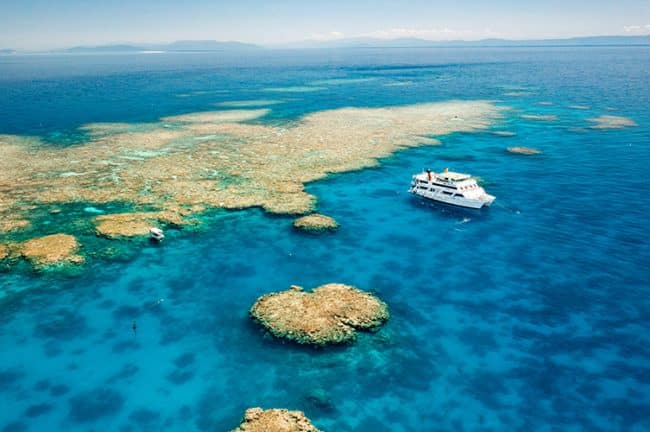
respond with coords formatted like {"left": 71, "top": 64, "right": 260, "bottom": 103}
{"left": 409, "top": 188, "right": 494, "bottom": 209}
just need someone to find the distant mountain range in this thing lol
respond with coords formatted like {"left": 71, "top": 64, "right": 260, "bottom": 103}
{"left": 2, "top": 35, "right": 649, "bottom": 54}
{"left": 62, "top": 40, "right": 260, "bottom": 53}
{"left": 64, "top": 44, "right": 144, "bottom": 53}
{"left": 280, "top": 35, "right": 650, "bottom": 49}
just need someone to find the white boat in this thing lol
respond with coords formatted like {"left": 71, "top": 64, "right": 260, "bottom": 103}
{"left": 149, "top": 227, "right": 165, "bottom": 241}
{"left": 409, "top": 168, "right": 495, "bottom": 209}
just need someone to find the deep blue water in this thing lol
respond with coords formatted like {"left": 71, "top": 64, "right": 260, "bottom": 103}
{"left": 0, "top": 47, "right": 649, "bottom": 431}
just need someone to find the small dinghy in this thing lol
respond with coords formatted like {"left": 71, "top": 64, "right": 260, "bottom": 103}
{"left": 149, "top": 227, "right": 165, "bottom": 242}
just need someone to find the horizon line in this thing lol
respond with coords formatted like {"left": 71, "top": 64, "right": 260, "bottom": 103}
{"left": 2, "top": 33, "right": 650, "bottom": 52}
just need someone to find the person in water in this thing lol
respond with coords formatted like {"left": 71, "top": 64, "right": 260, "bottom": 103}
{"left": 132, "top": 320, "right": 137, "bottom": 335}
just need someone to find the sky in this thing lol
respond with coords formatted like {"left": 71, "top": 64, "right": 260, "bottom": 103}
{"left": 1, "top": 0, "right": 649, "bottom": 50}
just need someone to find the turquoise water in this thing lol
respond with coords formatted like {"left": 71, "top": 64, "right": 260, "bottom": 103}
{"left": 1, "top": 47, "right": 649, "bottom": 431}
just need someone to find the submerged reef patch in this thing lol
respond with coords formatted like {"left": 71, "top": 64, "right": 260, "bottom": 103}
{"left": 503, "top": 91, "right": 533, "bottom": 97}
{"left": 20, "top": 234, "right": 84, "bottom": 268}
{"left": 232, "top": 407, "right": 321, "bottom": 432}
{"left": 68, "top": 387, "right": 124, "bottom": 422}
{"left": 0, "top": 219, "right": 30, "bottom": 234}
{"left": 309, "top": 77, "right": 376, "bottom": 86}
{"left": 250, "top": 283, "right": 389, "bottom": 346}
{"left": 0, "top": 101, "right": 500, "bottom": 270}
{"left": 587, "top": 115, "right": 638, "bottom": 129}
{"left": 491, "top": 131, "right": 516, "bottom": 137}
{"left": 520, "top": 114, "right": 558, "bottom": 121}
{"left": 94, "top": 211, "right": 187, "bottom": 238}
{"left": 292, "top": 214, "right": 339, "bottom": 232}
{"left": 506, "top": 146, "right": 542, "bottom": 155}
{"left": 161, "top": 109, "right": 270, "bottom": 124}
{"left": 263, "top": 86, "right": 325, "bottom": 93}
{"left": 215, "top": 100, "right": 284, "bottom": 108}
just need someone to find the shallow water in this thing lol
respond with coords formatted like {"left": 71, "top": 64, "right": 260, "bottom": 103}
{"left": 1, "top": 47, "right": 649, "bottom": 431}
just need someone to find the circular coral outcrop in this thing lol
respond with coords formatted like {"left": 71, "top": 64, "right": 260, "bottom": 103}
{"left": 506, "top": 146, "right": 542, "bottom": 155}
{"left": 292, "top": 214, "right": 339, "bottom": 232}
{"left": 232, "top": 408, "right": 320, "bottom": 432}
{"left": 250, "top": 283, "right": 389, "bottom": 346}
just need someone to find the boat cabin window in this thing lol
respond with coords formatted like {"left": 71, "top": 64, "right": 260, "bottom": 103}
{"left": 433, "top": 182, "right": 456, "bottom": 189}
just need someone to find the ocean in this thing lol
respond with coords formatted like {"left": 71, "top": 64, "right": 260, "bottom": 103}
{"left": 0, "top": 47, "right": 649, "bottom": 431}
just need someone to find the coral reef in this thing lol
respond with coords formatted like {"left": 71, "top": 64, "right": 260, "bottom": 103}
{"left": 0, "top": 219, "right": 30, "bottom": 234}
{"left": 20, "top": 234, "right": 84, "bottom": 268}
{"left": 0, "top": 243, "right": 8, "bottom": 261}
{"left": 0, "top": 101, "right": 500, "bottom": 268}
{"left": 587, "top": 115, "right": 637, "bottom": 129}
{"left": 250, "top": 283, "right": 389, "bottom": 346}
{"left": 94, "top": 211, "right": 186, "bottom": 238}
{"left": 292, "top": 214, "right": 338, "bottom": 232}
{"left": 506, "top": 146, "right": 542, "bottom": 155}
{"left": 232, "top": 408, "right": 320, "bottom": 432}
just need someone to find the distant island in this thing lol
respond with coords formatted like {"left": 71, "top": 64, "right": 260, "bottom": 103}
{"left": 4, "top": 35, "right": 650, "bottom": 54}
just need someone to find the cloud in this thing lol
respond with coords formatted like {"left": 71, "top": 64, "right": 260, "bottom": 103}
{"left": 359, "top": 27, "right": 501, "bottom": 41}
{"left": 623, "top": 24, "right": 650, "bottom": 34}
{"left": 305, "top": 26, "right": 508, "bottom": 43}
{"left": 309, "top": 31, "right": 345, "bottom": 41}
